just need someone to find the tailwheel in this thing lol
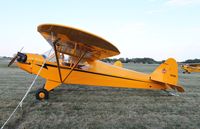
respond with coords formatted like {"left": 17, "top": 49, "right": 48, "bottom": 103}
{"left": 35, "top": 88, "right": 49, "bottom": 100}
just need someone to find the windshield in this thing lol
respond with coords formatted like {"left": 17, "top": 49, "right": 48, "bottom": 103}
{"left": 42, "top": 49, "right": 69, "bottom": 62}
{"left": 41, "top": 49, "right": 89, "bottom": 70}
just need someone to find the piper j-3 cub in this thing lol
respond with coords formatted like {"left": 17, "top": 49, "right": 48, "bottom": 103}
{"left": 8, "top": 24, "right": 184, "bottom": 100}
{"left": 181, "top": 64, "right": 200, "bottom": 74}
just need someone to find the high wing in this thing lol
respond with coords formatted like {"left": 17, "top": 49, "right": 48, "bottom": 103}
{"left": 189, "top": 64, "right": 200, "bottom": 67}
{"left": 37, "top": 24, "right": 120, "bottom": 61}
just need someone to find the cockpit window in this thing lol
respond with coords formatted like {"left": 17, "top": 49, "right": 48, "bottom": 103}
{"left": 41, "top": 49, "right": 88, "bottom": 69}
{"left": 42, "top": 55, "right": 47, "bottom": 59}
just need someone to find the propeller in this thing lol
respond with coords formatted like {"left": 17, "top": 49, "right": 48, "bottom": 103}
{"left": 8, "top": 47, "right": 24, "bottom": 67}
{"left": 8, "top": 53, "right": 18, "bottom": 67}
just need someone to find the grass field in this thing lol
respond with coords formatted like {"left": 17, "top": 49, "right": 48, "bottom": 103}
{"left": 0, "top": 60, "right": 200, "bottom": 129}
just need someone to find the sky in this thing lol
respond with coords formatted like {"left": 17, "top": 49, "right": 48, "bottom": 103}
{"left": 0, "top": 0, "right": 200, "bottom": 61}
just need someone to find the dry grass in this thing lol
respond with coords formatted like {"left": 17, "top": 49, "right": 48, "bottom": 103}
{"left": 0, "top": 61, "right": 200, "bottom": 129}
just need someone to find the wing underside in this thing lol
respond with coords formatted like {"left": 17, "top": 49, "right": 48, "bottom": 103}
{"left": 38, "top": 24, "right": 120, "bottom": 61}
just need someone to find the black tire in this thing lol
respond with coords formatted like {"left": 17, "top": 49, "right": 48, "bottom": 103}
{"left": 35, "top": 88, "right": 49, "bottom": 100}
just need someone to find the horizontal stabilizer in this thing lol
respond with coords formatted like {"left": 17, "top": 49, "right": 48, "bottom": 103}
{"left": 169, "top": 84, "right": 185, "bottom": 92}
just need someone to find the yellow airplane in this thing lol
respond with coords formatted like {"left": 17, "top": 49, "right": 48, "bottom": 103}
{"left": 181, "top": 64, "right": 200, "bottom": 74}
{"left": 8, "top": 24, "right": 184, "bottom": 100}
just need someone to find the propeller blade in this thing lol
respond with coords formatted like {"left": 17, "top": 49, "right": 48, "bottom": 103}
{"left": 19, "top": 47, "right": 24, "bottom": 52}
{"left": 8, "top": 47, "right": 24, "bottom": 67}
{"left": 8, "top": 54, "right": 18, "bottom": 67}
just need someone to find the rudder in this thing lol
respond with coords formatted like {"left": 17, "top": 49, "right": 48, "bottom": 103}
{"left": 150, "top": 58, "right": 184, "bottom": 92}
{"left": 150, "top": 58, "right": 178, "bottom": 86}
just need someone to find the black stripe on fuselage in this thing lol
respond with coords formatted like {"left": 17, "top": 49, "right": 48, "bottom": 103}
{"left": 36, "top": 64, "right": 48, "bottom": 69}
{"left": 36, "top": 63, "right": 149, "bottom": 83}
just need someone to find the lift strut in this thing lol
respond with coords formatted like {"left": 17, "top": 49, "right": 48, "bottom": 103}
{"left": 62, "top": 51, "right": 87, "bottom": 83}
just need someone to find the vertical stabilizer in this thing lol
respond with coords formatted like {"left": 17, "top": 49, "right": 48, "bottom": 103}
{"left": 150, "top": 58, "right": 178, "bottom": 86}
{"left": 113, "top": 60, "right": 123, "bottom": 67}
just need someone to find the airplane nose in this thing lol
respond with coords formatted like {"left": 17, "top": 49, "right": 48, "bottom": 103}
{"left": 17, "top": 52, "right": 27, "bottom": 63}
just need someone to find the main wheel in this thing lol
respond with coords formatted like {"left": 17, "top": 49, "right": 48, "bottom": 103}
{"left": 35, "top": 88, "right": 49, "bottom": 100}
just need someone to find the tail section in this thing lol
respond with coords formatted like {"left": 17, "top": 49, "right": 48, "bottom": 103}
{"left": 113, "top": 60, "right": 123, "bottom": 67}
{"left": 150, "top": 58, "right": 184, "bottom": 92}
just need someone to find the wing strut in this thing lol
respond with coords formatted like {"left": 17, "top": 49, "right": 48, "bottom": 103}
{"left": 62, "top": 51, "right": 87, "bottom": 83}
{"left": 52, "top": 38, "right": 63, "bottom": 83}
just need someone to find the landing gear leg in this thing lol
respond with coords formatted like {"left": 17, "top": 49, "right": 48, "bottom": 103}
{"left": 35, "top": 80, "right": 61, "bottom": 100}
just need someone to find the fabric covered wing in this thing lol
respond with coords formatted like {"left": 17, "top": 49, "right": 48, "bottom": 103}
{"left": 38, "top": 24, "right": 120, "bottom": 60}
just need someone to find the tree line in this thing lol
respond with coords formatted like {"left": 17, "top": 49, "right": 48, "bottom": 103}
{"left": 182, "top": 59, "right": 200, "bottom": 63}
{"left": 1, "top": 56, "right": 200, "bottom": 64}
{"left": 101, "top": 58, "right": 162, "bottom": 64}
{"left": 102, "top": 58, "right": 200, "bottom": 64}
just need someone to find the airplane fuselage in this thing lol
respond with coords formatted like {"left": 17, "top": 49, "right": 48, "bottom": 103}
{"left": 16, "top": 53, "right": 169, "bottom": 92}
{"left": 181, "top": 65, "right": 200, "bottom": 74}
